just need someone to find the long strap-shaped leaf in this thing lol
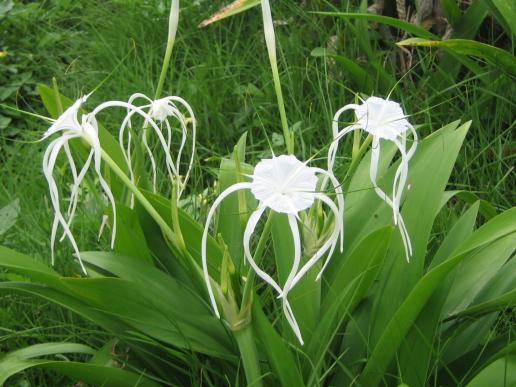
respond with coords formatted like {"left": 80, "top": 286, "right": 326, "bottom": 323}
{"left": 359, "top": 206, "right": 516, "bottom": 386}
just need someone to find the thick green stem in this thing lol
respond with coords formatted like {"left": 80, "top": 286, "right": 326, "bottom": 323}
{"left": 271, "top": 62, "right": 293, "bottom": 154}
{"left": 101, "top": 148, "right": 205, "bottom": 286}
{"left": 234, "top": 325, "right": 263, "bottom": 387}
{"left": 344, "top": 134, "right": 373, "bottom": 184}
{"left": 154, "top": 0, "right": 179, "bottom": 99}
{"left": 100, "top": 149, "right": 176, "bottom": 242}
{"left": 240, "top": 211, "right": 275, "bottom": 310}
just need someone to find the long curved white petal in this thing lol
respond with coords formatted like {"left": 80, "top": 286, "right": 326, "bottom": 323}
{"left": 283, "top": 296, "right": 304, "bottom": 345}
{"left": 281, "top": 214, "right": 302, "bottom": 298}
{"left": 243, "top": 206, "right": 283, "bottom": 296}
{"left": 43, "top": 134, "right": 85, "bottom": 273}
{"left": 290, "top": 193, "right": 341, "bottom": 287}
{"left": 312, "top": 167, "right": 345, "bottom": 252}
{"left": 332, "top": 104, "right": 360, "bottom": 138}
{"left": 202, "top": 182, "right": 252, "bottom": 317}
{"left": 93, "top": 101, "right": 178, "bottom": 179}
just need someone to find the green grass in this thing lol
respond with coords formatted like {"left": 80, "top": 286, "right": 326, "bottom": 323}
{"left": 0, "top": 0, "right": 514, "bottom": 385}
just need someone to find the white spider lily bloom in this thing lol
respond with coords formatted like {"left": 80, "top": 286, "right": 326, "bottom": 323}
{"left": 328, "top": 96, "right": 417, "bottom": 260}
{"left": 42, "top": 96, "right": 116, "bottom": 274}
{"left": 202, "top": 155, "right": 344, "bottom": 344}
{"left": 118, "top": 93, "right": 196, "bottom": 204}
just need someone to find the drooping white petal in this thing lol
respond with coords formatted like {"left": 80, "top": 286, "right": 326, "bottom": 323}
{"left": 290, "top": 193, "right": 342, "bottom": 288}
{"left": 43, "top": 134, "right": 86, "bottom": 273}
{"left": 93, "top": 100, "right": 179, "bottom": 178}
{"left": 202, "top": 182, "right": 253, "bottom": 317}
{"left": 369, "top": 136, "right": 412, "bottom": 260}
{"left": 312, "top": 167, "right": 345, "bottom": 252}
{"left": 243, "top": 205, "right": 283, "bottom": 296}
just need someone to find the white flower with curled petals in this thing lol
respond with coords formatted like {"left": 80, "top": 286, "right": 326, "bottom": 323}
{"left": 118, "top": 93, "right": 196, "bottom": 204}
{"left": 328, "top": 96, "right": 417, "bottom": 261}
{"left": 42, "top": 95, "right": 116, "bottom": 274}
{"left": 202, "top": 155, "right": 344, "bottom": 345}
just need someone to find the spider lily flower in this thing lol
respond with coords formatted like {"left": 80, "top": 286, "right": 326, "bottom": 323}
{"left": 42, "top": 95, "right": 116, "bottom": 274}
{"left": 202, "top": 155, "right": 344, "bottom": 344}
{"left": 118, "top": 93, "right": 196, "bottom": 203}
{"left": 328, "top": 96, "right": 417, "bottom": 260}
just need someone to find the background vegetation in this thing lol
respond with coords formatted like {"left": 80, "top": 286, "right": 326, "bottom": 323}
{"left": 1, "top": 0, "right": 514, "bottom": 385}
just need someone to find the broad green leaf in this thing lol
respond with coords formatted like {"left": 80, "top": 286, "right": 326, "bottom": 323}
{"left": 0, "top": 342, "right": 95, "bottom": 385}
{"left": 113, "top": 204, "right": 152, "bottom": 263}
{"left": 359, "top": 207, "right": 516, "bottom": 386}
{"left": 441, "top": 232, "right": 516, "bottom": 318}
{"left": 306, "top": 227, "right": 392, "bottom": 381}
{"left": 216, "top": 152, "right": 256, "bottom": 272}
{"left": 59, "top": 277, "right": 235, "bottom": 359}
{"left": 484, "top": 0, "right": 516, "bottom": 37}
{"left": 0, "top": 343, "right": 161, "bottom": 387}
{"left": 465, "top": 355, "right": 516, "bottom": 387}
{"left": 439, "top": 190, "right": 497, "bottom": 220}
{"left": 0, "top": 198, "right": 19, "bottom": 236}
{"left": 252, "top": 300, "right": 305, "bottom": 386}
{"left": 141, "top": 190, "right": 224, "bottom": 278}
{"left": 397, "top": 202, "right": 480, "bottom": 385}
{"left": 371, "top": 121, "right": 469, "bottom": 347}
{"left": 199, "top": 0, "right": 260, "bottom": 28}
{"left": 315, "top": 12, "right": 437, "bottom": 39}
{"left": 311, "top": 47, "right": 375, "bottom": 92}
{"left": 0, "top": 245, "right": 64, "bottom": 289}
{"left": 397, "top": 38, "right": 516, "bottom": 77}
{"left": 445, "top": 289, "right": 516, "bottom": 321}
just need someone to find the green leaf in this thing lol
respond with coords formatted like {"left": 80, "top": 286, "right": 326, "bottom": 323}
{"left": 465, "top": 355, "right": 516, "bottom": 387}
{"left": 252, "top": 300, "right": 305, "bottom": 386}
{"left": 370, "top": 121, "right": 469, "bottom": 347}
{"left": 397, "top": 202, "right": 480, "bottom": 385}
{"left": 113, "top": 204, "right": 153, "bottom": 263}
{"left": 397, "top": 38, "right": 516, "bottom": 77}
{"left": 0, "top": 198, "right": 19, "bottom": 236}
{"left": 59, "top": 276, "right": 235, "bottom": 359}
{"left": 216, "top": 154, "right": 256, "bottom": 272}
{"left": 0, "top": 341, "right": 160, "bottom": 387}
{"left": 359, "top": 207, "right": 516, "bottom": 386}
{"left": 0, "top": 342, "right": 94, "bottom": 385}
{"left": 199, "top": 0, "right": 260, "bottom": 28}
{"left": 306, "top": 227, "right": 393, "bottom": 381}
{"left": 441, "top": 232, "right": 516, "bottom": 318}
{"left": 484, "top": 0, "right": 516, "bottom": 37}
{"left": 315, "top": 12, "right": 437, "bottom": 39}
{"left": 311, "top": 48, "right": 375, "bottom": 92}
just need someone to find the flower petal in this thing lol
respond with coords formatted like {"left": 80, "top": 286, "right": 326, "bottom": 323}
{"left": 202, "top": 182, "right": 252, "bottom": 318}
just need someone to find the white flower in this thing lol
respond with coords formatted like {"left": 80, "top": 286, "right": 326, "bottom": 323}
{"left": 42, "top": 95, "right": 116, "bottom": 273}
{"left": 328, "top": 96, "right": 417, "bottom": 260}
{"left": 202, "top": 155, "right": 344, "bottom": 344}
{"left": 117, "top": 93, "right": 196, "bottom": 203}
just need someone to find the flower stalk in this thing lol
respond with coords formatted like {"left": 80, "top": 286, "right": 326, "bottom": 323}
{"left": 260, "top": 0, "right": 293, "bottom": 154}
{"left": 155, "top": 0, "right": 179, "bottom": 99}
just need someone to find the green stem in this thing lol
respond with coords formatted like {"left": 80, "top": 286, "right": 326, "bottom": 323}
{"left": 344, "top": 134, "right": 373, "bottom": 185}
{"left": 101, "top": 148, "right": 206, "bottom": 286}
{"left": 234, "top": 325, "right": 263, "bottom": 387}
{"left": 240, "top": 211, "right": 275, "bottom": 310}
{"left": 100, "top": 149, "right": 177, "bottom": 243}
{"left": 154, "top": 0, "right": 179, "bottom": 99}
{"left": 271, "top": 61, "right": 293, "bottom": 154}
